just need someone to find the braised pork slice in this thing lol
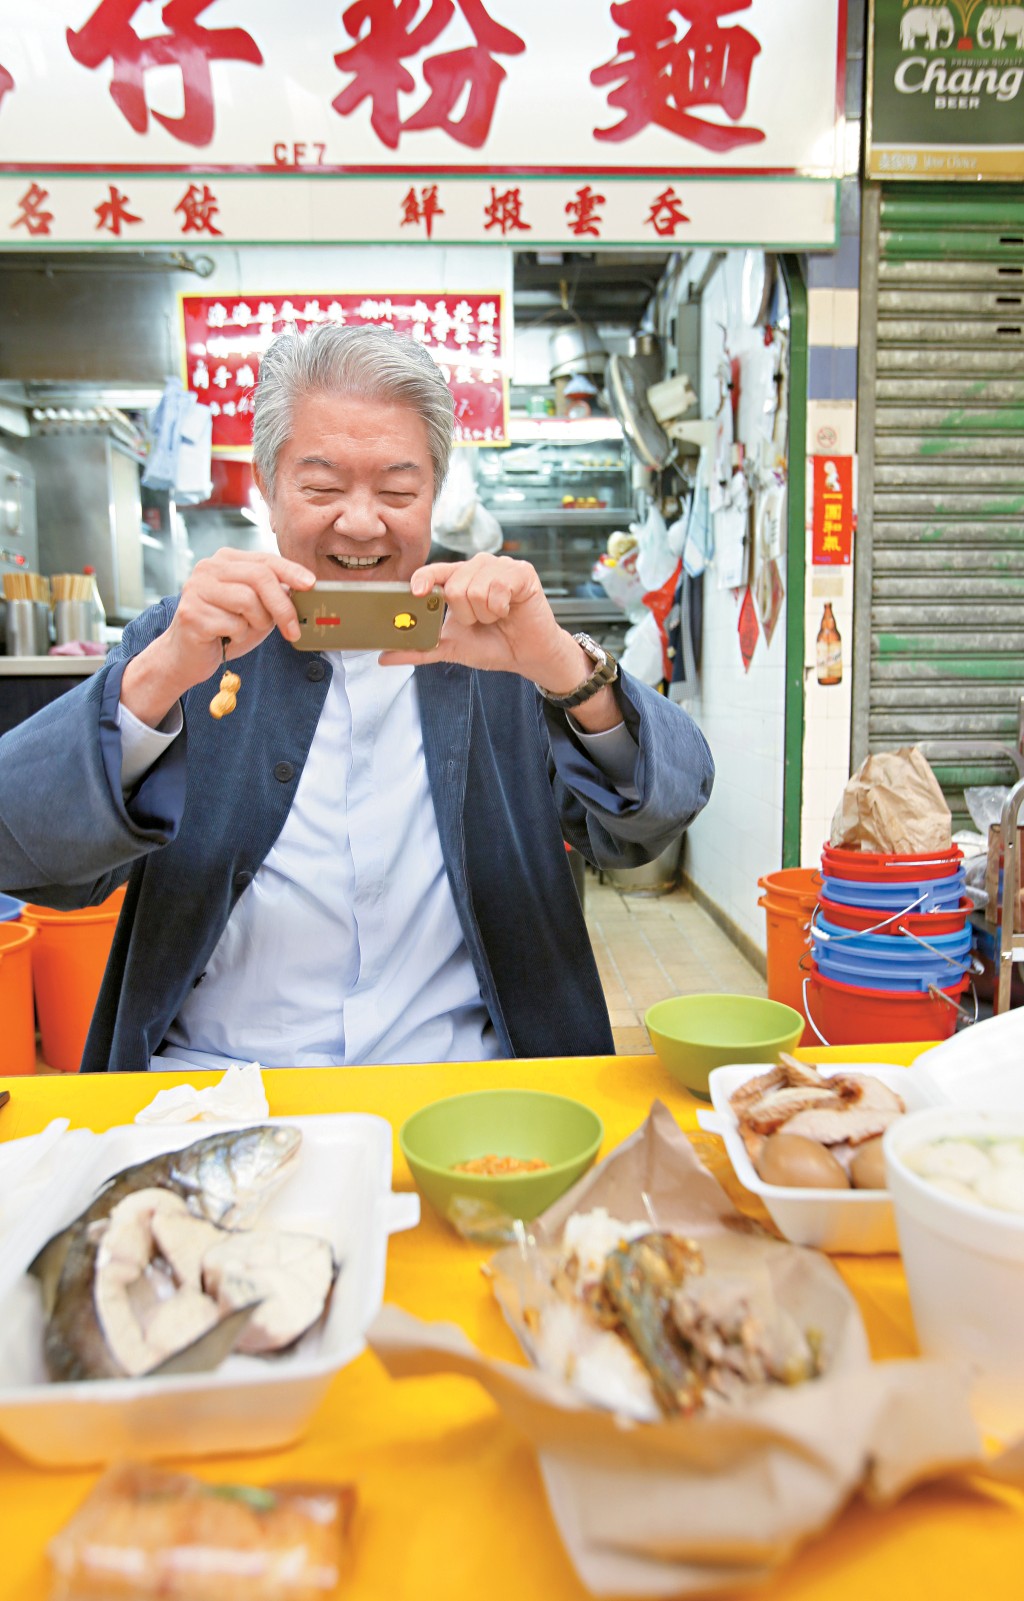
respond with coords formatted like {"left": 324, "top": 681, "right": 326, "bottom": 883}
{"left": 782, "top": 1106, "right": 901, "bottom": 1147}
{"left": 830, "top": 1074, "right": 906, "bottom": 1113}
{"left": 741, "top": 1086, "right": 844, "bottom": 1136}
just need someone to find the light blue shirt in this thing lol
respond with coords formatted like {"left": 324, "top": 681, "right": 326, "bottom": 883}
{"left": 119, "top": 654, "right": 639, "bottom": 1070}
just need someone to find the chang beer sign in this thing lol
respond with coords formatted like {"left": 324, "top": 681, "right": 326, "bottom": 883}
{"left": 867, "top": 0, "right": 1024, "bottom": 177}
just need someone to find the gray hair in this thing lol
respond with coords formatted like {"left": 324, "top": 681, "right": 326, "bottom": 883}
{"left": 252, "top": 322, "right": 455, "bottom": 500}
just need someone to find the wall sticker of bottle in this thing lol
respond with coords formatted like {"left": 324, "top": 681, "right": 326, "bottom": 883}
{"left": 816, "top": 603, "right": 842, "bottom": 686}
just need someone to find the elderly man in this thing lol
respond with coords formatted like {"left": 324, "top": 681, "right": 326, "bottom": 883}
{"left": 0, "top": 325, "right": 713, "bottom": 1071}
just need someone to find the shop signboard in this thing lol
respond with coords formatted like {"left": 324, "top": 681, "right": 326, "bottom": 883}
{"left": 0, "top": 1, "right": 844, "bottom": 246}
{"left": 180, "top": 290, "right": 509, "bottom": 450}
{"left": 810, "top": 454, "right": 854, "bottom": 565}
{"left": 867, "top": 0, "right": 1024, "bottom": 179}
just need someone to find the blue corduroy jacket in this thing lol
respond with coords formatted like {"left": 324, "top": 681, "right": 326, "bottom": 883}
{"left": 0, "top": 600, "right": 714, "bottom": 1070}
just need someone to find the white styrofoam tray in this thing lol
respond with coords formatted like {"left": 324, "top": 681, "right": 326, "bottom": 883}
{"left": 0, "top": 1114, "right": 418, "bottom": 1467}
{"left": 697, "top": 1063, "right": 938, "bottom": 1254}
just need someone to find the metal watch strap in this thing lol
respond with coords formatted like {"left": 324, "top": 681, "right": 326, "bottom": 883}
{"left": 537, "top": 632, "right": 619, "bottom": 710}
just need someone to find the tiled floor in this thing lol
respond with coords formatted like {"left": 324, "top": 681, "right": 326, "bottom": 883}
{"left": 583, "top": 872, "right": 767, "bottom": 1055}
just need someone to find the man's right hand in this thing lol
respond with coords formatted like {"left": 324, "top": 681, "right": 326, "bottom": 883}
{"left": 120, "top": 549, "right": 316, "bottom": 730}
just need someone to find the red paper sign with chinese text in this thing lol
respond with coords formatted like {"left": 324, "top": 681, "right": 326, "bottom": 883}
{"left": 180, "top": 291, "right": 507, "bottom": 451}
{"left": 811, "top": 454, "right": 854, "bottom": 565}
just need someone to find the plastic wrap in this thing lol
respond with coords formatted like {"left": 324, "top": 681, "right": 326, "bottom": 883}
{"left": 48, "top": 1464, "right": 356, "bottom": 1601}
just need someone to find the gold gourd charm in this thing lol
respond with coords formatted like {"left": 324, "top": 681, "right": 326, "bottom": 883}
{"left": 209, "top": 639, "right": 241, "bottom": 719}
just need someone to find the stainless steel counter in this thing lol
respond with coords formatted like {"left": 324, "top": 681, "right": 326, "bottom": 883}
{"left": 0, "top": 655, "right": 104, "bottom": 676}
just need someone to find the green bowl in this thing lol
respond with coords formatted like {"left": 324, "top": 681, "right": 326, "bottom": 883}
{"left": 645, "top": 993, "right": 804, "bottom": 1099}
{"left": 399, "top": 1089, "right": 604, "bottom": 1232}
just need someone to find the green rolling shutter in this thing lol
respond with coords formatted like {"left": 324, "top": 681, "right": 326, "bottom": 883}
{"left": 855, "top": 186, "right": 1024, "bottom": 828}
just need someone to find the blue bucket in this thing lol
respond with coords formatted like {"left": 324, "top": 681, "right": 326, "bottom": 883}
{"left": 811, "top": 915, "right": 972, "bottom": 964}
{"left": 813, "top": 951, "right": 972, "bottom": 991}
{"left": 819, "top": 869, "right": 965, "bottom": 912}
{"left": 0, "top": 893, "right": 24, "bottom": 922}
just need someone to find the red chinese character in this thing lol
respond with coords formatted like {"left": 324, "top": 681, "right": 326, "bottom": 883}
{"left": 645, "top": 184, "right": 689, "bottom": 236}
{"left": 483, "top": 184, "right": 531, "bottom": 235}
{"left": 11, "top": 183, "right": 53, "bottom": 237}
{"left": 333, "top": 0, "right": 524, "bottom": 150}
{"left": 591, "top": 0, "right": 765, "bottom": 153}
{"left": 400, "top": 183, "right": 445, "bottom": 239}
{"left": 175, "top": 182, "right": 223, "bottom": 235}
{"left": 66, "top": 0, "right": 263, "bottom": 148}
{"left": 95, "top": 183, "right": 142, "bottom": 235}
{"left": 565, "top": 184, "right": 605, "bottom": 238}
{"left": 0, "top": 62, "right": 14, "bottom": 109}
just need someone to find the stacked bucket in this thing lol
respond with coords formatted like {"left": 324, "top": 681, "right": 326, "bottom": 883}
{"left": 805, "top": 845, "right": 972, "bottom": 1045}
{"left": 0, "top": 885, "right": 125, "bottom": 1073}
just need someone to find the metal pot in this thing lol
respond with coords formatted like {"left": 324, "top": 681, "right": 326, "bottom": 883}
{"left": 548, "top": 321, "right": 609, "bottom": 381}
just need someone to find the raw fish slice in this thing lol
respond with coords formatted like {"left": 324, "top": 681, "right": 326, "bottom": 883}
{"left": 151, "top": 1211, "right": 226, "bottom": 1291}
{"left": 202, "top": 1230, "right": 336, "bottom": 1354}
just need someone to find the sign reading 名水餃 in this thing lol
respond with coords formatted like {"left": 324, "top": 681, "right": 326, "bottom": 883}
{"left": 867, "top": 0, "right": 1024, "bottom": 179}
{"left": 180, "top": 291, "right": 508, "bottom": 450}
{"left": 811, "top": 455, "right": 855, "bottom": 565}
{"left": 0, "top": 2, "right": 843, "bottom": 246}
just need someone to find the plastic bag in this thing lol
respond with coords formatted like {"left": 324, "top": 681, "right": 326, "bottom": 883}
{"left": 48, "top": 1463, "right": 356, "bottom": 1601}
{"left": 619, "top": 610, "right": 665, "bottom": 686}
{"left": 633, "top": 501, "right": 677, "bottom": 592}
{"left": 593, "top": 548, "right": 645, "bottom": 620}
{"left": 430, "top": 451, "right": 478, "bottom": 550}
{"left": 964, "top": 785, "right": 1010, "bottom": 834}
{"left": 830, "top": 747, "right": 952, "bottom": 854}
{"left": 467, "top": 500, "right": 503, "bottom": 555}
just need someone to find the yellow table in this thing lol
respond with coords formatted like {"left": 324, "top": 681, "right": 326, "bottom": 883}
{"left": 1, "top": 1050, "right": 1021, "bottom": 1601}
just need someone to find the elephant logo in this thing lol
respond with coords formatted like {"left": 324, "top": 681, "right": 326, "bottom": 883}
{"left": 900, "top": 4, "right": 956, "bottom": 47}
{"left": 976, "top": 5, "right": 1024, "bottom": 45}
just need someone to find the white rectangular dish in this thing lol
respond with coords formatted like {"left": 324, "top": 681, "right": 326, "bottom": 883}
{"left": 697, "top": 1063, "right": 937, "bottom": 1254}
{"left": 0, "top": 1114, "right": 418, "bottom": 1467}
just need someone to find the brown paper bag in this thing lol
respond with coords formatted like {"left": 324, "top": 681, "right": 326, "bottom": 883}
{"left": 830, "top": 747, "right": 952, "bottom": 854}
{"left": 369, "top": 1104, "right": 1018, "bottom": 1597}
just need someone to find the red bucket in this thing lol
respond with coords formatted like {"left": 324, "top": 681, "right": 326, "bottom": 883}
{"left": 803, "top": 961, "right": 966, "bottom": 1046}
{"left": 815, "top": 894, "right": 972, "bottom": 938}
{"left": 820, "top": 843, "right": 963, "bottom": 884}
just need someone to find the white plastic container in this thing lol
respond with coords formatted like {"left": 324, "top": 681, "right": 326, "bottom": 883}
{"left": 883, "top": 1107, "right": 1024, "bottom": 1444}
{"left": 911, "top": 1008, "right": 1024, "bottom": 1110}
{"left": 698, "top": 1063, "right": 935, "bottom": 1254}
{"left": 0, "top": 1114, "right": 418, "bottom": 1467}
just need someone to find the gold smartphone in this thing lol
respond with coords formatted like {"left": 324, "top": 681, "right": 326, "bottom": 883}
{"left": 289, "top": 582, "right": 446, "bottom": 652}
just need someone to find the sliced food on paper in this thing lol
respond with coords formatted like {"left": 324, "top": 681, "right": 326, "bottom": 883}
{"left": 369, "top": 1101, "right": 1024, "bottom": 1599}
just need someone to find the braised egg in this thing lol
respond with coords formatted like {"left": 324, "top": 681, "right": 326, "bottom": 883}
{"left": 755, "top": 1132, "right": 850, "bottom": 1190}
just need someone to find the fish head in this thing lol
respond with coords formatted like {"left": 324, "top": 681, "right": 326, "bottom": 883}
{"left": 171, "top": 1125, "right": 302, "bottom": 1226}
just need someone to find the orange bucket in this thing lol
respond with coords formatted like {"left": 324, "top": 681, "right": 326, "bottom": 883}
{"left": 0, "top": 920, "right": 38, "bottom": 1075}
{"left": 19, "top": 885, "right": 126, "bottom": 1073}
{"left": 757, "top": 868, "right": 820, "bottom": 1047}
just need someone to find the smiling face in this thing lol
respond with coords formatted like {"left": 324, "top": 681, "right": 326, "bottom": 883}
{"left": 254, "top": 390, "right": 435, "bottom": 583}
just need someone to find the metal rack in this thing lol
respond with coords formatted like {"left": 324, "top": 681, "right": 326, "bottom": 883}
{"left": 997, "top": 773, "right": 1024, "bottom": 1015}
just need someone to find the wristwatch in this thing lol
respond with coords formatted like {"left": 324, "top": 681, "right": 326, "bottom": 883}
{"left": 537, "top": 633, "right": 619, "bottom": 710}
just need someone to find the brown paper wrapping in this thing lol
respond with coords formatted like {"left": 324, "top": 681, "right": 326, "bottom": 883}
{"left": 829, "top": 747, "right": 952, "bottom": 854}
{"left": 369, "top": 1103, "right": 1022, "bottom": 1596}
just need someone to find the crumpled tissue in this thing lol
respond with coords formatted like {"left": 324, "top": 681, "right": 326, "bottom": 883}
{"left": 133, "top": 1062, "right": 269, "bottom": 1126}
